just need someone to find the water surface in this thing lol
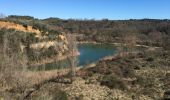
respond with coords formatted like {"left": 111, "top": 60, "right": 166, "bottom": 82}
{"left": 78, "top": 44, "right": 117, "bottom": 65}
{"left": 31, "top": 43, "right": 117, "bottom": 71}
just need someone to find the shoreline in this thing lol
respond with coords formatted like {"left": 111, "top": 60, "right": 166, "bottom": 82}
{"left": 29, "top": 41, "right": 161, "bottom": 69}
{"left": 29, "top": 50, "right": 80, "bottom": 67}
{"left": 77, "top": 41, "right": 162, "bottom": 48}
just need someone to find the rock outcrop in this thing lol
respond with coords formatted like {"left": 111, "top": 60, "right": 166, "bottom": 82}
{"left": 0, "top": 21, "right": 41, "bottom": 36}
{"left": 0, "top": 20, "right": 70, "bottom": 63}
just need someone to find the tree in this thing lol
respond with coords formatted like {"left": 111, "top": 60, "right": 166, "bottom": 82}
{"left": 0, "top": 13, "right": 6, "bottom": 19}
{"left": 148, "top": 31, "right": 163, "bottom": 46}
{"left": 66, "top": 34, "right": 78, "bottom": 83}
{"left": 0, "top": 30, "right": 30, "bottom": 98}
{"left": 124, "top": 33, "right": 138, "bottom": 53}
{"left": 118, "top": 33, "right": 138, "bottom": 57}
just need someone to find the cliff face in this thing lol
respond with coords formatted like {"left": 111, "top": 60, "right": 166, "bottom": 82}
{"left": 30, "top": 35, "right": 68, "bottom": 49}
{"left": 0, "top": 21, "right": 41, "bottom": 35}
{"left": 0, "top": 20, "right": 69, "bottom": 61}
{"left": 29, "top": 35, "right": 69, "bottom": 57}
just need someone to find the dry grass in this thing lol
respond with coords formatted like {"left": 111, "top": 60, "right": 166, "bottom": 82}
{"left": 24, "top": 69, "right": 70, "bottom": 85}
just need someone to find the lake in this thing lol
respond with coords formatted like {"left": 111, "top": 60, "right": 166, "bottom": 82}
{"left": 78, "top": 43, "right": 117, "bottom": 65}
{"left": 31, "top": 43, "right": 117, "bottom": 71}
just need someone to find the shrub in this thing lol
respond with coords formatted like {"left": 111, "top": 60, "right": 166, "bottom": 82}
{"left": 0, "top": 30, "right": 31, "bottom": 99}
{"left": 164, "top": 90, "right": 170, "bottom": 100}
{"left": 146, "top": 57, "right": 154, "bottom": 62}
{"left": 100, "top": 74, "right": 127, "bottom": 90}
{"left": 52, "top": 89, "right": 68, "bottom": 100}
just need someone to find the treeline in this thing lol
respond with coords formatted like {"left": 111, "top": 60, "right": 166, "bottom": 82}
{"left": 43, "top": 18, "right": 170, "bottom": 45}
{"left": 2, "top": 15, "right": 170, "bottom": 48}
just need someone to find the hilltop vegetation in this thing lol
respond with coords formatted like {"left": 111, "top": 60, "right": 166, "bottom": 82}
{"left": 2, "top": 15, "right": 170, "bottom": 47}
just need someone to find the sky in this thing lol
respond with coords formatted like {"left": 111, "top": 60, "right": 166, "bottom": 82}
{"left": 0, "top": 0, "right": 170, "bottom": 20}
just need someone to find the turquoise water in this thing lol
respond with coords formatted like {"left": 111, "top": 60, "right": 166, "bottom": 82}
{"left": 78, "top": 44, "right": 117, "bottom": 66}
{"left": 31, "top": 44, "right": 117, "bottom": 71}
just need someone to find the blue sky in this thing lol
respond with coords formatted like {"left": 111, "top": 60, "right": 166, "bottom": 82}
{"left": 0, "top": 0, "right": 170, "bottom": 19}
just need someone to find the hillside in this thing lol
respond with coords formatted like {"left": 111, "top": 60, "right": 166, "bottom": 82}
{"left": 0, "top": 20, "right": 70, "bottom": 66}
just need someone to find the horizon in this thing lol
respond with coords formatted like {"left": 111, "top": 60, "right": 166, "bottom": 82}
{"left": 2, "top": 15, "right": 170, "bottom": 21}
{"left": 0, "top": 0, "right": 170, "bottom": 20}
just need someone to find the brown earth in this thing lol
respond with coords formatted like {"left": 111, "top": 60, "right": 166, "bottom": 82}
{"left": 0, "top": 21, "right": 41, "bottom": 36}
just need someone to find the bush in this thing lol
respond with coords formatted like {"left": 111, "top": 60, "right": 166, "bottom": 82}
{"left": 164, "top": 90, "right": 170, "bottom": 100}
{"left": 0, "top": 29, "right": 30, "bottom": 99}
{"left": 31, "top": 86, "right": 68, "bottom": 100}
{"left": 52, "top": 88, "right": 68, "bottom": 100}
{"left": 100, "top": 74, "right": 127, "bottom": 90}
{"left": 146, "top": 57, "right": 154, "bottom": 62}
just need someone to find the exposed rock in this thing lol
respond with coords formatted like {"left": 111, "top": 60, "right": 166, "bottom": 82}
{"left": 0, "top": 21, "right": 41, "bottom": 35}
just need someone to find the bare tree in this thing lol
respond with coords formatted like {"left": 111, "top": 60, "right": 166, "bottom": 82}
{"left": 66, "top": 34, "right": 78, "bottom": 83}
{"left": 0, "top": 13, "right": 6, "bottom": 19}
{"left": 148, "top": 31, "right": 163, "bottom": 46}
{"left": 124, "top": 33, "right": 137, "bottom": 53}
{"left": 117, "top": 33, "right": 137, "bottom": 57}
{"left": 0, "top": 31, "right": 30, "bottom": 99}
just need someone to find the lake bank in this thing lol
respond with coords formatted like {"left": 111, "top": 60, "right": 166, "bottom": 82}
{"left": 77, "top": 41, "right": 162, "bottom": 49}
{"left": 29, "top": 50, "right": 80, "bottom": 67}
{"left": 28, "top": 43, "right": 117, "bottom": 71}
{"left": 29, "top": 42, "right": 162, "bottom": 71}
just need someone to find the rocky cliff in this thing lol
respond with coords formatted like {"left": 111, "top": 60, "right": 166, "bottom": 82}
{"left": 0, "top": 20, "right": 41, "bottom": 36}
{"left": 0, "top": 20, "right": 69, "bottom": 63}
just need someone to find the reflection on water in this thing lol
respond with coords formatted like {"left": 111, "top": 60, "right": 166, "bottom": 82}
{"left": 78, "top": 44, "right": 117, "bottom": 65}
{"left": 30, "top": 44, "right": 117, "bottom": 71}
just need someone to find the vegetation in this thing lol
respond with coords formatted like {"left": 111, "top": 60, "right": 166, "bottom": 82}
{"left": 79, "top": 50, "right": 170, "bottom": 99}
{"left": 0, "top": 15, "right": 170, "bottom": 99}
{"left": 0, "top": 19, "right": 75, "bottom": 99}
